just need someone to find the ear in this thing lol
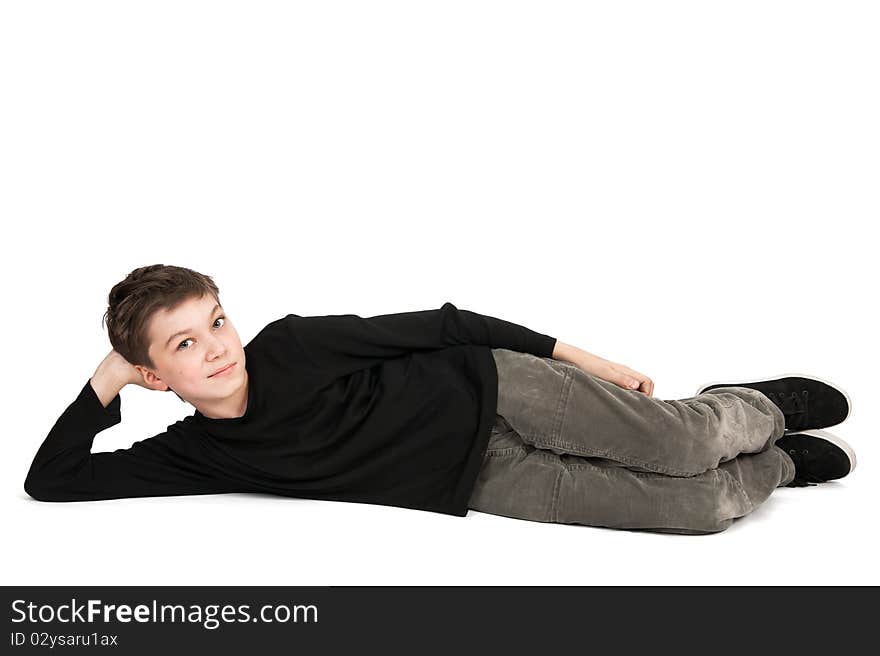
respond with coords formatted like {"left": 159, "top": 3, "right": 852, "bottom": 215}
{"left": 135, "top": 365, "right": 170, "bottom": 392}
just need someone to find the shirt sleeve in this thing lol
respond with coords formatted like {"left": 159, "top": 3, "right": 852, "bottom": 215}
{"left": 285, "top": 301, "right": 557, "bottom": 373}
{"left": 24, "top": 379, "right": 245, "bottom": 502}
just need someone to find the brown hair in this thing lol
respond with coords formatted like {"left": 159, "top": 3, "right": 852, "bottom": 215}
{"left": 102, "top": 264, "right": 221, "bottom": 371}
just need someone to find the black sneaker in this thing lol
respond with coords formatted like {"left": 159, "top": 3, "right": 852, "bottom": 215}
{"left": 776, "top": 429, "right": 857, "bottom": 487}
{"left": 694, "top": 373, "right": 851, "bottom": 431}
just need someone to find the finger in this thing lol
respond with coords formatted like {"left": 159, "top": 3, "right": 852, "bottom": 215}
{"left": 609, "top": 364, "right": 648, "bottom": 393}
{"left": 624, "top": 370, "right": 648, "bottom": 392}
{"left": 613, "top": 372, "right": 641, "bottom": 390}
{"left": 601, "top": 364, "right": 638, "bottom": 390}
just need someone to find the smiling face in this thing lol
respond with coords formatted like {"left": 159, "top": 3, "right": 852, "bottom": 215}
{"left": 137, "top": 293, "right": 248, "bottom": 415}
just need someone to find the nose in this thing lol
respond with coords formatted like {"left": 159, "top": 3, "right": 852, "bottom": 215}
{"left": 207, "top": 336, "right": 228, "bottom": 359}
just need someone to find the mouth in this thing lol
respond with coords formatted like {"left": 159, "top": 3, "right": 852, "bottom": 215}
{"left": 209, "top": 362, "right": 236, "bottom": 378}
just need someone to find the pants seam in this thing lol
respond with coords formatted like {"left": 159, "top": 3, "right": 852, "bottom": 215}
{"left": 550, "top": 469, "right": 564, "bottom": 522}
{"left": 717, "top": 466, "right": 752, "bottom": 510}
{"left": 551, "top": 368, "right": 573, "bottom": 444}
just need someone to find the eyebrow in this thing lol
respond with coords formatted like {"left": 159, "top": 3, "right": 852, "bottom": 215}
{"left": 165, "top": 303, "right": 223, "bottom": 350}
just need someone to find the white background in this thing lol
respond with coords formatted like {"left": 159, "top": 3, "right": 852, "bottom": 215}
{"left": 1, "top": 1, "right": 877, "bottom": 586}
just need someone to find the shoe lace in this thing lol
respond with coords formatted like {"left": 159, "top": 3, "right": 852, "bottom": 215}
{"left": 767, "top": 390, "right": 809, "bottom": 417}
{"left": 785, "top": 445, "right": 823, "bottom": 487}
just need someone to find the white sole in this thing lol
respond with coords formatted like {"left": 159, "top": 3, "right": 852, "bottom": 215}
{"left": 694, "top": 372, "right": 852, "bottom": 423}
{"left": 783, "top": 428, "right": 857, "bottom": 473}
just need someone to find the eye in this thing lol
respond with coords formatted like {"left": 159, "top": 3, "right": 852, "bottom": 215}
{"left": 176, "top": 316, "right": 226, "bottom": 351}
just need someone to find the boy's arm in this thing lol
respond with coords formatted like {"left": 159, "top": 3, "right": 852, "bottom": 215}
{"left": 24, "top": 377, "right": 243, "bottom": 502}
{"left": 284, "top": 302, "right": 656, "bottom": 396}
{"left": 287, "top": 301, "right": 557, "bottom": 369}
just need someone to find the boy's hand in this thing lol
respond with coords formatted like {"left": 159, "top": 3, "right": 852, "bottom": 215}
{"left": 94, "top": 349, "right": 149, "bottom": 389}
{"left": 598, "top": 359, "right": 655, "bottom": 397}
{"left": 552, "top": 341, "right": 655, "bottom": 397}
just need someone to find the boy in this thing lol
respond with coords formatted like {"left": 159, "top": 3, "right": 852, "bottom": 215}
{"left": 24, "top": 265, "right": 857, "bottom": 534}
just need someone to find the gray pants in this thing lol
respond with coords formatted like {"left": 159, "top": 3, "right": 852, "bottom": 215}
{"left": 467, "top": 348, "right": 797, "bottom": 535}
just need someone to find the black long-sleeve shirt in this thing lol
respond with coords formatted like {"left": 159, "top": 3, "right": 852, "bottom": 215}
{"left": 24, "top": 302, "right": 557, "bottom": 516}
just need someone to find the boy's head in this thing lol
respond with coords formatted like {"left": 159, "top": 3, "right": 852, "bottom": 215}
{"left": 102, "top": 265, "right": 247, "bottom": 409}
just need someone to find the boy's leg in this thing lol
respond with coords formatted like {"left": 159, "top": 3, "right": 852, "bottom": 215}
{"left": 467, "top": 415, "right": 797, "bottom": 534}
{"left": 491, "top": 348, "right": 787, "bottom": 477}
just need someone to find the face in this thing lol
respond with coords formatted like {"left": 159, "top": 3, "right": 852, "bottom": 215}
{"left": 139, "top": 293, "right": 247, "bottom": 407}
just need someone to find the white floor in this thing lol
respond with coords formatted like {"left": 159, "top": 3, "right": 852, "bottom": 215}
{"left": 6, "top": 433, "right": 876, "bottom": 586}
